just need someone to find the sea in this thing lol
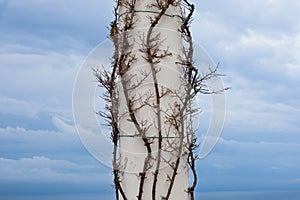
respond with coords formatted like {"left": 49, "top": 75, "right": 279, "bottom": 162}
{"left": 1, "top": 190, "right": 300, "bottom": 200}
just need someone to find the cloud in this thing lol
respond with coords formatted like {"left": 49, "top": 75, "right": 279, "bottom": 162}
{"left": 0, "top": 125, "right": 85, "bottom": 161}
{"left": 191, "top": 0, "right": 300, "bottom": 80}
{"left": 0, "top": 0, "right": 299, "bottom": 195}
{"left": 188, "top": 0, "right": 300, "bottom": 141}
{"left": 52, "top": 116, "right": 76, "bottom": 134}
{"left": 0, "top": 156, "right": 113, "bottom": 196}
{"left": 0, "top": 97, "right": 39, "bottom": 117}
{"left": 0, "top": 0, "right": 9, "bottom": 19}
{"left": 224, "top": 82, "right": 300, "bottom": 135}
{"left": 0, "top": 117, "right": 114, "bottom": 195}
{"left": 0, "top": 50, "right": 83, "bottom": 120}
{"left": 285, "top": 32, "right": 300, "bottom": 78}
{"left": 198, "top": 137, "right": 300, "bottom": 191}
{"left": 0, "top": 115, "right": 115, "bottom": 166}
{"left": 193, "top": 0, "right": 300, "bottom": 33}
{"left": 0, "top": 0, "right": 114, "bottom": 49}
{"left": 0, "top": 156, "right": 107, "bottom": 183}
{"left": 220, "top": 29, "right": 300, "bottom": 81}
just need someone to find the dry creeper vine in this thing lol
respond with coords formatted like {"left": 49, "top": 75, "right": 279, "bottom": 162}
{"left": 95, "top": 0, "right": 228, "bottom": 199}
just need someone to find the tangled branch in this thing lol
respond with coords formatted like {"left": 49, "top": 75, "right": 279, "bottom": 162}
{"left": 95, "top": 1, "right": 228, "bottom": 199}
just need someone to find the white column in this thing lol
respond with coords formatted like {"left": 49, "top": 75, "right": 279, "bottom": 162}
{"left": 118, "top": 1, "right": 189, "bottom": 199}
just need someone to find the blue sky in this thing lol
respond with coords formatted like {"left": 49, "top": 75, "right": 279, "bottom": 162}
{"left": 0, "top": 0, "right": 300, "bottom": 199}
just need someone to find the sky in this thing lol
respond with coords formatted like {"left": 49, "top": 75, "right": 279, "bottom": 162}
{"left": 0, "top": 0, "right": 300, "bottom": 199}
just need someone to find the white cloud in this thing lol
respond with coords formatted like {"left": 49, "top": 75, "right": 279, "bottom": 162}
{"left": 228, "top": 100, "right": 299, "bottom": 133}
{"left": 52, "top": 116, "right": 76, "bottom": 134}
{"left": 193, "top": 0, "right": 300, "bottom": 32}
{"left": 188, "top": 0, "right": 300, "bottom": 139}
{"left": 286, "top": 32, "right": 300, "bottom": 78}
{"left": 222, "top": 29, "right": 300, "bottom": 80}
{"left": 206, "top": 136, "right": 300, "bottom": 172}
{"left": 0, "top": 97, "right": 39, "bottom": 117}
{"left": 240, "top": 29, "right": 286, "bottom": 48}
{"left": 0, "top": 0, "right": 9, "bottom": 19}
{"left": 0, "top": 50, "right": 84, "bottom": 118}
{"left": 191, "top": 0, "right": 300, "bottom": 79}
{"left": 0, "top": 156, "right": 108, "bottom": 183}
{"left": 0, "top": 121, "right": 111, "bottom": 189}
{"left": 0, "top": 0, "right": 299, "bottom": 193}
{"left": 5, "top": 0, "right": 113, "bottom": 23}
{"left": 0, "top": 0, "right": 114, "bottom": 49}
{"left": 198, "top": 136, "right": 300, "bottom": 191}
{"left": 0, "top": 119, "right": 113, "bottom": 167}
{"left": 0, "top": 125, "right": 81, "bottom": 158}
